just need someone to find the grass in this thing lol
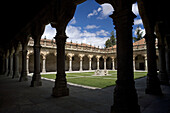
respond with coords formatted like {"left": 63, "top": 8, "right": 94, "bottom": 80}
{"left": 41, "top": 71, "right": 147, "bottom": 88}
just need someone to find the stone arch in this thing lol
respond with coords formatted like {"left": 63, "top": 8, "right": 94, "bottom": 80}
{"left": 99, "top": 57, "right": 104, "bottom": 69}
{"left": 46, "top": 53, "right": 56, "bottom": 72}
{"left": 135, "top": 54, "right": 145, "bottom": 70}
{"left": 106, "top": 57, "right": 112, "bottom": 69}
{"left": 72, "top": 55, "right": 80, "bottom": 71}
{"left": 83, "top": 55, "right": 89, "bottom": 70}
{"left": 92, "top": 56, "right": 97, "bottom": 70}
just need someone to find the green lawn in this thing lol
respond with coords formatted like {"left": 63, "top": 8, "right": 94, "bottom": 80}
{"left": 41, "top": 71, "right": 147, "bottom": 88}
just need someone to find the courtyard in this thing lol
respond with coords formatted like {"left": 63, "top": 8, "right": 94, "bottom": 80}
{"left": 41, "top": 71, "right": 147, "bottom": 88}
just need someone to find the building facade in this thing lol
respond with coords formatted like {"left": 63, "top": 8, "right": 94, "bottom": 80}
{"left": 21, "top": 38, "right": 159, "bottom": 74}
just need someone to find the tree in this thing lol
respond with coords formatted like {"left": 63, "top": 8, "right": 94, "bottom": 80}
{"left": 105, "top": 31, "right": 116, "bottom": 48}
{"left": 133, "top": 26, "right": 143, "bottom": 42}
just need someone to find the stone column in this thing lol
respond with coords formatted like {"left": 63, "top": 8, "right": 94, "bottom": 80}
{"left": 42, "top": 55, "right": 46, "bottom": 73}
{"left": 111, "top": 57, "right": 115, "bottom": 70}
{"left": 4, "top": 51, "right": 9, "bottom": 76}
{"left": 19, "top": 48, "right": 28, "bottom": 82}
{"left": 79, "top": 54, "right": 84, "bottom": 71}
{"left": 145, "top": 34, "right": 162, "bottom": 95}
{"left": 13, "top": 44, "right": 21, "bottom": 78}
{"left": 133, "top": 55, "right": 136, "bottom": 71}
{"left": 26, "top": 55, "right": 29, "bottom": 74}
{"left": 52, "top": 34, "right": 69, "bottom": 97}
{"left": 110, "top": 4, "right": 140, "bottom": 113}
{"left": 31, "top": 39, "right": 42, "bottom": 87}
{"left": 144, "top": 54, "right": 148, "bottom": 71}
{"left": 12, "top": 52, "right": 20, "bottom": 78}
{"left": 8, "top": 48, "right": 15, "bottom": 77}
{"left": 158, "top": 43, "right": 169, "bottom": 84}
{"left": 88, "top": 55, "right": 93, "bottom": 70}
{"left": 96, "top": 55, "right": 101, "bottom": 70}
{"left": 165, "top": 35, "right": 170, "bottom": 79}
{"left": 103, "top": 56, "right": 107, "bottom": 70}
{"left": 67, "top": 53, "right": 74, "bottom": 71}
{"left": 156, "top": 22, "right": 169, "bottom": 85}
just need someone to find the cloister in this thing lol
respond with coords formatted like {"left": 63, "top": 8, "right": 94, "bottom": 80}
{"left": 24, "top": 38, "right": 159, "bottom": 73}
{"left": 0, "top": 0, "right": 170, "bottom": 113}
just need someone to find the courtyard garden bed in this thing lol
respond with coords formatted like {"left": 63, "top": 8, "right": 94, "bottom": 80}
{"left": 41, "top": 71, "right": 147, "bottom": 88}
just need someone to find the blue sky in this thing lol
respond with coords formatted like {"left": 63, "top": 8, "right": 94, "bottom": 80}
{"left": 41, "top": 0, "right": 145, "bottom": 48}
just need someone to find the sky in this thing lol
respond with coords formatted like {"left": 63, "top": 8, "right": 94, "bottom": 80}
{"left": 41, "top": 0, "right": 145, "bottom": 48}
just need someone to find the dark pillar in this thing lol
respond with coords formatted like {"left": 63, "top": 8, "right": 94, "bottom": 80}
{"left": 158, "top": 42, "right": 169, "bottom": 85}
{"left": 19, "top": 44, "right": 28, "bottom": 81}
{"left": 12, "top": 45, "right": 20, "bottom": 78}
{"left": 30, "top": 39, "right": 42, "bottom": 87}
{"left": 110, "top": 6, "right": 140, "bottom": 113}
{"left": 52, "top": 34, "right": 69, "bottom": 97}
{"left": 12, "top": 52, "right": 20, "bottom": 78}
{"left": 145, "top": 34, "right": 162, "bottom": 95}
{"left": 165, "top": 35, "right": 170, "bottom": 79}
{"left": 8, "top": 48, "right": 14, "bottom": 77}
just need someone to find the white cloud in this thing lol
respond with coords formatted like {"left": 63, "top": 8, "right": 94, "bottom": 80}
{"left": 66, "top": 25, "right": 82, "bottom": 39}
{"left": 87, "top": 3, "right": 114, "bottom": 19}
{"left": 41, "top": 24, "right": 56, "bottom": 39}
{"left": 42, "top": 24, "right": 110, "bottom": 48}
{"left": 96, "top": 29, "right": 109, "bottom": 36}
{"left": 132, "top": 3, "right": 139, "bottom": 15}
{"left": 66, "top": 25, "right": 110, "bottom": 48}
{"left": 134, "top": 26, "right": 145, "bottom": 37}
{"left": 98, "top": 3, "right": 114, "bottom": 19}
{"left": 134, "top": 19, "right": 143, "bottom": 25}
{"left": 81, "top": 30, "right": 97, "bottom": 37}
{"left": 84, "top": 25, "right": 100, "bottom": 29}
{"left": 87, "top": 10, "right": 98, "bottom": 18}
{"left": 70, "top": 17, "right": 76, "bottom": 24}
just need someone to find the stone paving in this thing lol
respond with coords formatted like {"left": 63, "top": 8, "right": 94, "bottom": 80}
{"left": 0, "top": 75, "right": 170, "bottom": 113}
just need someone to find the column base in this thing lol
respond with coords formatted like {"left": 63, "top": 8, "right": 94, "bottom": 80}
{"left": 158, "top": 72, "right": 169, "bottom": 85}
{"left": 12, "top": 73, "right": 20, "bottom": 79}
{"left": 8, "top": 71, "right": 13, "bottom": 76}
{"left": 30, "top": 73, "right": 42, "bottom": 87}
{"left": 19, "top": 71, "right": 28, "bottom": 82}
{"left": 52, "top": 74, "right": 69, "bottom": 97}
{"left": 145, "top": 73, "right": 163, "bottom": 95}
{"left": 111, "top": 81, "right": 140, "bottom": 113}
{"left": 19, "top": 77, "right": 28, "bottom": 82}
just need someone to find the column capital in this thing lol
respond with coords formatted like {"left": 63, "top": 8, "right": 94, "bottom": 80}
{"left": 78, "top": 54, "right": 85, "bottom": 58}
{"left": 110, "top": 9, "right": 136, "bottom": 28}
{"left": 67, "top": 53, "right": 74, "bottom": 58}
{"left": 96, "top": 55, "right": 101, "bottom": 59}
{"left": 111, "top": 56, "right": 115, "bottom": 59}
{"left": 144, "top": 33, "right": 157, "bottom": 41}
{"left": 103, "top": 56, "right": 107, "bottom": 60}
{"left": 54, "top": 34, "right": 68, "bottom": 43}
{"left": 41, "top": 51, "right": 49, "bottom": 60}
{"left": 88, "top": 54, "right": 93, "bottom": 59}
